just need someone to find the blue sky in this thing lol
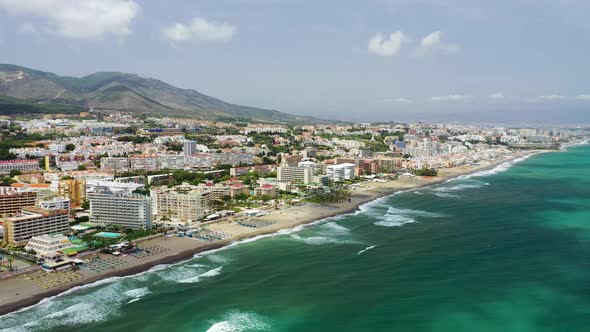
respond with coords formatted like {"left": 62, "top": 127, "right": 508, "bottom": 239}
{"left": 0, "top": 0, "right": 589, "bottom": 123}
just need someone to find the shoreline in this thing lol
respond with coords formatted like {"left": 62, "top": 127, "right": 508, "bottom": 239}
{"left": 0, "top": 151, "right": 539, "bottom": 316}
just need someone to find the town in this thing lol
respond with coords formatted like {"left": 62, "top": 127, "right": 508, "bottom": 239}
{"left": 0, "top": 112, "right": 586, "bottom": 308}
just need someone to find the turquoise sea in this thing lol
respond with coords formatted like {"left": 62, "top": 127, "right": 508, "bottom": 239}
{"left": 1, "top": 143, "right": 590, "bottom": 332}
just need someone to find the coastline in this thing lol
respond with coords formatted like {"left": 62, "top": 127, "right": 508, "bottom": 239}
{"left": 0, "top": 151, "right": 538, "bottom": 316}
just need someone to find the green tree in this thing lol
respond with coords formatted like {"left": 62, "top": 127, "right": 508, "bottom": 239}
{"left": 65, "top": 143, "right": 76, "bottom": 151}
{"left": 9, "top": 170, "right": 22, "bottom": 177}
{"left": 0, "top": 177, "right": 16, "bottom": 186}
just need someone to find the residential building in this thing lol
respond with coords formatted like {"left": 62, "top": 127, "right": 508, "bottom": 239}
{"left": 183, "top": 140, "right": 197, "bottom": 156}
{"left": 58, "top": 179, "right": 86, "bottom": 208}
{"left": 282, "top": 154, "right": 302, "bottom": 167}
{"left": 159, "top": 154, "right": 186, "bottom": 170}
{"left": 100, "top": 157, "right": 129, "bottom": 172}
{"left": 230, "top": 183, "right": 249, "bottom": 197}
{"left": 0, "top": 187, "right": 36, "bottom": 215}
{"left": 0, "top": 160, "right": 38, "bottom": 174}
{"left": 2, "top": 207, "right": 69, "bottom": 246}
{"left": 38, "top": 198, "right": 71, "bottom": 212}
{"left": 129, "top": 155, "right": 159, "bottom": 171}
{"left": 86, "top": 179, "right": 144, "bottom": 194}
{"left": 257, "top": 178, "right": 292, "bottom": 191}
{"left": 326, "top": 163, "right": 356, "bottom": 181}
{"left": 151, "top": 187, "right": 211, "bottom": 224}
{"left": 88, "top": 191, "right": 152, "bottom": 229}
{"left": 255, "top": 184, "right": 277, "bottom": 198}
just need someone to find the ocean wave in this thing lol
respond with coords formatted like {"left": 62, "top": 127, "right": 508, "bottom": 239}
{"left": 207, "top": 254, "right": 229, "bottom": 264}
{"left": 289, "top": 221, "right": 355, "bottom": 245}
{"left": 0, "top": 280, "right": 159, "bottom": 331}
{"left": 373, "top": 206, "right": 444, "bottom": 227}
{"left": 432, "top": 181, "right": 489, "bottom": 193}
{"left": 206, "top": 311, "right": 271, "bottom": 332}
{"left": 433, "top": 192, "right": 460, "bottom": 199}
{"left": 124, "top": 287, "right": 151, "bottom": 304}
{"left": 456, "top": 153, "right": 542, "bottom": 180}
{"left": 357, "top": 245, "right": 376, "bottom": 255}
{"left": 178, "top": 267, "right": 223, "bottom": 284}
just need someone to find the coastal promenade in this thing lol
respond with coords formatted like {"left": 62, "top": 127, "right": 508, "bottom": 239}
{"left": 0, "top": 151, "right": 533, "bottom": 316}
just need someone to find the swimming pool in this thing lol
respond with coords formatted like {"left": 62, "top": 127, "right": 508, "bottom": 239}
{"left": 94, "top": 232, "right": 122, "bottom": 238}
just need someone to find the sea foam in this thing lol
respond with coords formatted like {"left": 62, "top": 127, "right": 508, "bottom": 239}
{"left": 357, "top": 245, "right": 376, "bottom": 255}
{"left": 206, "top": 311, "right": 271, "bottom": 332}
{"left": 178, "top": 267, "right": 223, "bottom": 284}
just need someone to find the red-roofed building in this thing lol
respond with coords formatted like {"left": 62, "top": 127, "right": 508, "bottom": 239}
{"left": 0, "top": 159, "right": 38, "bottom": 174}
{"left": 255, "top": 184, "right": 277, "bottom": 198}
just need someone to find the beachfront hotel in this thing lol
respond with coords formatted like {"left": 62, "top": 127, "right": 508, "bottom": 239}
{"left": 24, "top": 234, "right": 74, "bottom": 258}
{"left": 326, "top": 163, "right": 356, "bottom": 181}
{"left": 1, "top": 207, "right": 69, "bottom": 246}
{"left": 88, "top": 190, "right": 152, "bottom": 229}
{"left": 150, "top": 188, "right": 211, "bottom": 224}
{"left": 0, "top": 187, "right": 36, "bottom": 215}
{"left": 277, "top": 166, "right": 314, "bottom": 184}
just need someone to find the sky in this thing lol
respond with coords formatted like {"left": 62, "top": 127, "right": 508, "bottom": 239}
{"left": 0, "top": 0, "right": 589, "bottom": 123}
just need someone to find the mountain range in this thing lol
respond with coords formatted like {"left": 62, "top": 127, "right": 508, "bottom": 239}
{"left": 0, "top": 64, "right": 324, "bottom": 124}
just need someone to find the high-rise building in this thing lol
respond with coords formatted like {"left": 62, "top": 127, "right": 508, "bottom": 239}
{"left": 88, "top": 191, "right": 152, "bottom": 229}
{"left": 2, "top": 207, "right": 69, "bottom": 246}
{"left": 326, "top": 163, "right": 356, "bottom": 181}
{"left": 0, "top": 187, "right": 36, "bottom": 215}
{"left": 277, "top": 166, "right": 313, "bottom": 184}
{"left": 58, "top": 179, "right": 86, "bottom": 208}
{"left": 183, "top": 140, "right": 197, "bottom": 156}
{"left": 150, "top": 188, "right": 211, "bottom": 224}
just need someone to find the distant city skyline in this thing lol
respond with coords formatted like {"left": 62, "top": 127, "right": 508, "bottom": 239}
{"left": 1, "top": 0, "right": 589, "bottom": 123}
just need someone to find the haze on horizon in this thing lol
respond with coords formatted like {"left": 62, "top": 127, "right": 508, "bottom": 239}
{"left": 0, "top": 0, "right": 589, "bottom": 124}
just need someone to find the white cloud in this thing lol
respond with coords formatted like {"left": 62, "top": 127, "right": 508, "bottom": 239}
{"left": 17, "top": 21, "right": 36, "bottom": 34}
{"left": 382, "top": 97, "right": 413, "bottom": 104}
{"left": 529, "top": 94, "right": 567, "bottom": 102}
{"left": 368, "top": 31, "right": 408, "bottom": 56}
{"left": 430, "top": 94, "right": 469, "bottom": 102}
{"left": 575, "top": 94, "right": 590, "bottom": 100}
{"left": 0, "top": 0, "right": 139, "bottom": 40}
{"left": 414, "top": 30, "right": 458, "bottom": 56}
{"left": 488, "top": 92, "right": 504, "bottom": 99}
{"left": 162, "top": 17, "right": 236, "bottom": 43}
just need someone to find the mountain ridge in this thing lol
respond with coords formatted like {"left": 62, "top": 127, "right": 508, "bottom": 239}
{"left": 0, "top": 64, "right": 326, "bottom": 124}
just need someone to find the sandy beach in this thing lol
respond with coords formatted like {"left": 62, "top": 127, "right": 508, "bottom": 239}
{"left": 0, "top": 151, "right": 534, "bottom": 316}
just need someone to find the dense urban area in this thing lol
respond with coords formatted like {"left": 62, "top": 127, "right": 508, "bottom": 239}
{"left": 0, "top": 111, "right": 587, "bottom": 299}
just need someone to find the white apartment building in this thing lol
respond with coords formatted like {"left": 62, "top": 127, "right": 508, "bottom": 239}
{"left": 159, "top": 155, "right": 186, "bottom": 170}
{"left": 38, "top": 198, "right": 70, "bottom": 212}
{"left": 48, "top": 144, "right": 66, "bottom": 153}
{"left": 277, "top": 166, "right": 313, "bottom": 184}
{"left": 129, "top": 156, "right": 159, "bottom": 171}
{"left": 326, "top": 163, "right": 356, "bottom": 181}
{"left": 0, "top": 160, "right": 39, "bottom": 174}
{"left": 86, "top": 179, "right": 144, "bottom": 194}
{"left": 88, "top": 191, "right": 152, "bottom": 229}
{"left": 100, "top": 157, "right": 130, "bottom": 172}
